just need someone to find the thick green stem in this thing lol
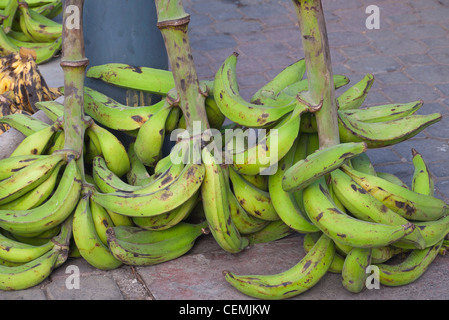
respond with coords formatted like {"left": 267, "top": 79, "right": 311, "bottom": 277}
{"left": 155, "top": 0, "right": 209, "bottom": 133}
{"left": 293, "top": 0, "right": 340, "bottom": 148}
{"left": 61, "top": 0, "right": 89, "bottom": 178}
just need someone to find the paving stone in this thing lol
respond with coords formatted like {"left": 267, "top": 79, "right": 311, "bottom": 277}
{"left": 407, "top": 0, "right": 447, "bottom": 10}
{"left": 364, "top": 30, "right": 403, "bottom": 42}
{"left": 232, "top": 31, "right": 270, "bottom": 44}
{"left": 238, "top": 41, "right": 291, "bottom": 59}
{"left": 339, "top": 45, "right": 378, "bottom": 58}
{"left": 360, "top": 89, "right": 392, "bottom": 107}
{"left": 137, "top": 235, "right": 306, "bottom": 300}
{"left": 0, "top": 287, "right": 48, "bottom": 300}
{"left": 328, "top": 31, "right": 370, "bottom": 48}
{"left": 436, "top": 84, "right": 449, "bottom": 96}
{"left": 195, "top": 64, "right": 216, "bottom": 81}
{"left": 332, "top": 64, "right": 355, "bottom": 78}
{"left": 391, "top": 138, "right": 449, "bottom": 163}
{"left": 435, "top": 180, "right": 449, "bottom": 202}
{"left": 322, "top": 0, "right": 363, "bottom": 11}
{"left": 373, "top": 162, "right": 416, "bottom": 187}
{"left": 374, "top": 1, "right": 415, "bottom": 17}
{"left": 260, "top": 55, "right": 298, "bottom": 73}
{"left": 191, "top": 0, "right": 243, "bottom": 20}
{"left": 423, "top": 115, "right": 449, "bottom": 140}
{"left": 428, "top": 47, "right": 449, "bottom": 66}
{"left": 395, "top": 23, "right": 448, "bottom": 40}
{"left": 189, "top": 12, "right": 214, "bottom": 28}
{"left": 46, "top": 274, "right": 124, "bottom": 300}
{"left": 238, "top": 2, "right": 290, "bottom": 19}
{"left": 289, "top": 254, "right": 449, "bottom": 300}
{"left": 263, "top": 26, "right": 304, "bottom": 43}
{"left": 382, "top": 83, "right": 442, "bottom": 103}
{"left": 51, "top": 257, "right": 107, "bottom": 278}
{"left": 372, "top": 38, "right": 426, "bottom": 56}
{"left": 233, "top": 56, "right": 267, "bottom": 75}
{"left": 345, "top": 55, "right": 402, "bottom": 74}
{"left": 138, "top": 234, "right": 449, "bottom": 300}
{"left": 421, "top": 37, "right": 449, "bottom": 49}
{"left": 428, "top": 161, "right": 449, "bottom": 179}
{"left": 374, "top": 71, "right": 413, "bottom": 86}
{"left": 416, "top": 102, "right": 449, "bottom": 116}
{"left": 111, "top": 266, "right": 154, "bottom": 300}
{"left": 405, "top": 65, "right": 449, "bottom": 85}
{"left": 235, "top": 73, "right": 270, "bottom": 95}
{"left": 38, "top": 58, "right": 65, "bottom": 88}
{"left": 398, "top": 54, "right": 435, "bottom": 67}
{"left": 262, "top": 16, "right": 298, "bottom": 30}
{"left": 366, "top": 147, "right": 402, "bottom": 165}
{"left": 385, "top": 13, "right": 421, "bottom": 25}
{"left": 213, "top": 19, "right": 264, "bottom": 35}
{"left": 190, "top": 34, "right": 237, "bottom": 51}
{"left": 418, "top": 7, "right": 449, "bottom": 23}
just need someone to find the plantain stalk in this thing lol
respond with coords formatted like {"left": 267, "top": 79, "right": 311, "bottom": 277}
{"left": 154, "top": 0, "right": 210, "bottom": 133}
{"left": 60, "top": 0, "right": 89, "bottom": 179}
{"left": 292, "top": 0, "right": 340, "bottom": 149}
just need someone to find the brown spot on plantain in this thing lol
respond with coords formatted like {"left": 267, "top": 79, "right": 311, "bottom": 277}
{"left": 160, "top": 191, "right": 173, "bottom": 201}
{"left": 132, "top": 115, "right": 145, "bottom": 124}
{"left": 302, "top": 260, "right": 312, "bottom": 272}
{"left": 339, "top": 152, "right": 355, "bottom": 159}
{"left": 395, "top": 201, "right": 405, "bottom": 209}
{"left": 405, "top": 204, "right": 416, "bottom": 217}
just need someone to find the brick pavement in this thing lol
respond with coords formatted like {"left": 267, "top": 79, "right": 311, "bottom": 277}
{"left": 0, "top": 0, "right": 448, "bottom": 300}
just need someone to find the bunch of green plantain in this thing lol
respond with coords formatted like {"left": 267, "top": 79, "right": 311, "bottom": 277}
{"left": 0, "top": 0, "right": 62, "bottom": 65}
{"left": 0, "top": 45, "right": 446, "bottom": 298}
{"left": 0, "top": 0, "right": 447, "bottom": 298}
{"left": 43, "top": 47, "right": 443, "bottom": 300}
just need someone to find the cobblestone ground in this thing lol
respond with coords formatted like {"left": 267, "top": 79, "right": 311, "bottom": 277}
{"left": 1, "top": 0, "right": 448, "bottom": 300}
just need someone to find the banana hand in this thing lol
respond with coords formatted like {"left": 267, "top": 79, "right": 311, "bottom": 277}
{"left": 342, "top": 164, "right": 449, "bottom": 222}
{"left": 214, "top": 53, "right": 297, "bottom": 128}
{"left": 224, "top": 234, "right": 335, "bottom": 300}
{"left": 106, "top": 222, "right": 207, "bottom": 266}
{"left": 303, "top": 177, "right": 415, "bottom": 248}
{"left": 282, "top": 142, "right": 367, "bottom": 193}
